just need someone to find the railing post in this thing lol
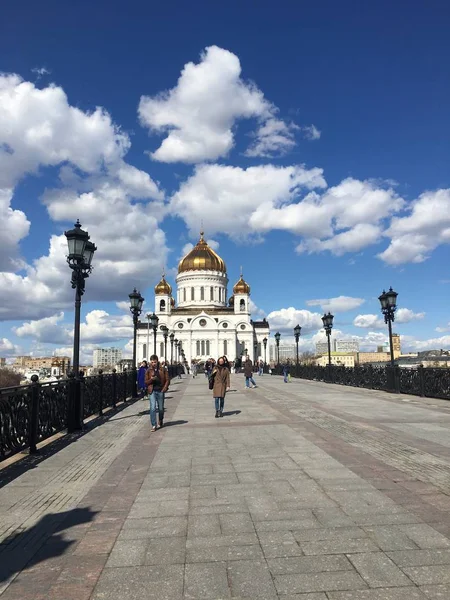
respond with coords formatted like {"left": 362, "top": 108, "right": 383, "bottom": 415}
{"left": 29, "top": 375, "right": 40, "bottom": 454}
{"left": 98, "top": 369, "right": 104, "bottom": 416}
{"left": 418, "top": 365, "right": 425, "bottom": 397}
{"left": 67, "top": 372, "right": 77, "bottom": 433}
{"left": 123, "top": 369, "right": 128, "bottom": 402}
{"left": 112, "top": 369, "right": 117, "bottom": 409}
{"left": 78, "top": 372, "right": 85, "bottom": 427}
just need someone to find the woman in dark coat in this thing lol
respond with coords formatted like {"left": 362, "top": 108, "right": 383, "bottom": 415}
{"left": 211, "top": 356, "right": 230, "bottom": 418}
{"left": 137, "top": 360, "right": 148, "bottom": 397}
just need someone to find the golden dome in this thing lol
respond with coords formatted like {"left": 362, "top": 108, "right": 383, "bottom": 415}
{"left": 178, "top": 231, "right": 226, "bottom": 274}
{"left": 154, "top": 275, "right": 172, "bottom": 295}
{"left": 233, "top": 275, "right": 250, "bottom": 295}
{"left": 171, "top": 297, "right": 175, "bottom": 307}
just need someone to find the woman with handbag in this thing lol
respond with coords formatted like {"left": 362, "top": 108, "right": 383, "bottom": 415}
{"left": 210, "top": 356, "right": 230, "bottom": 418}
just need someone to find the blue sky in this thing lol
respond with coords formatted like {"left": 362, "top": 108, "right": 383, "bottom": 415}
{"left": 1, "top": 0, "right": 449, "bottom": 362}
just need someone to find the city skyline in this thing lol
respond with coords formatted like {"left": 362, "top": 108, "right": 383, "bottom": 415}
{"left": 0, "top": 1, "right": 449, "bottom": 364}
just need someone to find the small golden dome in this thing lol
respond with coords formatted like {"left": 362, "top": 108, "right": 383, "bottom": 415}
{"left": 171, "top": 297, "right": 175, "bottom": 307}
{"left": 155, "top": 275, "right": 172, "bottom": 296}
{"left": 233, "top": 275, "right": 250, "bottom": 295}
{"left": 178, "top": 231, "right": 226, "bottom": 274}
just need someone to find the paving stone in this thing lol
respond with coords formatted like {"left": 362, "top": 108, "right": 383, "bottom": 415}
{"left": 402, "top": 565, "right": 450, "bottom": 585}
{"left": 119, "top": 516, "right": 187, "bottom": 539}
{"left": 363, "top": 525, "right": 420, "bottom": 551}
{"left": 387, "top": 549, "right": 450, "bottom": 567}
{"left": 186, "top": 543, "right": 263, "bottom": 563}
{"left": 91, "top": 564, "right": 184, "bottom": 600}
{"left": 399, "top": 524, "right": 450, "bottom": 549}
{"left": 293, "top": 526, "right": 367, "bottom": 543}
{"left": 187, "top": 533, "right": 259, "bottom": 548}
{"left": 188, "top": 514, "right": 221, "bottom": 537}
{"left": 327, "top": 588, "right": 428, "bottom": 599}
{"left": 268, "top": 554, "right": 353, "bottom": 575}
{"left": 274, "top": 570, "right": 367, "bottom": 594}
{"left": 228, "top": 559, "right": 278, "bottom": 599}
{"left": 420, "top": 584, "right": 450, "bottom": 598}
{"left": 301, "top": 537, "right": 380, "bottom": 555}
{"left": 347, "top": 552, "right": 412, "bottom": 588}
{"left": 184, "top": 562, "right": 230, "bottom": 599}
{"left": 218, "top": 512, "right": 255, "bottom": 534}
{"left": 257, "top": 517, "right": 321, "bottom": 533}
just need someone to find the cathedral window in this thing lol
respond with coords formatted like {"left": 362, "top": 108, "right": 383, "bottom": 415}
{"left": 223, "top": 340, "right": 227, "bottom": 355}
{"left": 201, "top": 340, "right": 205, "bottom": 355}
{"left": 183, "top": 288, "right": 186, "bottom": 302}
{"left": 240, "top": 299, "right": 245, "bottom": 311}
{"left": 159, "top": 299, "right": 166, "bottom": 312}
{"left": 191, "top": 287, "right": 194, "bottom": 301}
{"left": 160, "top": 342, "right": 164, "bottom": 357}
{"left": 210, "top": 286, "right": 214, "bottom": 300}
{"left": 143, "top": 343, "right": 147, "bottom": 359}
{"left": 206, "top": 340, "right": 210, "bottom": 355}
{"left": 201, "top": 287, "right": 204, "bottom": 300}
{"left": 196, "top": 340, "right": 200, "bottom": 356}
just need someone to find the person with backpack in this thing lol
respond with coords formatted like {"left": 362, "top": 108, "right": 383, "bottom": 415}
{"left": 210, "top": 356, "right": 230, "bottom": 418}
{"left": 145, "top": 354, "right": 170, "bottom": 431}
{"left": 243, "top": 356, "right": 257, "bottom": 389}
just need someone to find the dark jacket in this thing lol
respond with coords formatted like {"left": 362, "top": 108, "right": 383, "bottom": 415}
{"left": 243, "top": 359, "right": 254, "bottom": 378}
{"left": 211, "top": 366, "right": 230, "bottom": 398}
{"left": 137, "top": 365, "right": 147, "bottom": 389}
{"left": 145, "top": 365, "right": 170, "bottom": 394}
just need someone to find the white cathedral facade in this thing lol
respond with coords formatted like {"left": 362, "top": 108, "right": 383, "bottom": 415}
{"left": 136, "top": 232, "right": 270, "bottom": 364}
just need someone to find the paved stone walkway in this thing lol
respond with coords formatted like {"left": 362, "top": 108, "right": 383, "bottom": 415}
{"left": 2, "top": 375, "right": 450, "bottom": 599}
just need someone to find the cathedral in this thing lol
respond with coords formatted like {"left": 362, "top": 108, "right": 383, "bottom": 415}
{"left": 136, "top": 232, "right": 270, "bottom": 365}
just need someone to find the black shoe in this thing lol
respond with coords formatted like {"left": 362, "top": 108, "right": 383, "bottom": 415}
{"left": 159, "top": 419, "right": 164, "bottom": 428}
{"left": 215, "top": 411, "right": 219, "bottom": 418}
{"left": 219, "top": 410, "right": 223, "bottom": 417}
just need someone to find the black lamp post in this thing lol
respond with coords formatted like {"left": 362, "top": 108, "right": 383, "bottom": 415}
{"left": 274, "top": 332, "right": 281, "bottom": 366}
{"left": 129, "top": 288, "right": 144, "bottom": 398}
{"left": 162, "top": 326, "right": 168, "bottom": 360}
{"left": 322, "top": 312, "right": 334, "bottom": 367}
{"left": 169, "top": 332, "right": 175, "bottom": 364}
{"left": 174, "top": 338, "right": 179, "bottom": 363}
{"left": 65, "top": 220, "right": 97, "bottom": 432}
{"left": 149, "top": 313, "right": 159, "bottom": 355}
{"left": 263, "top": 337, "right": 268, "bottom": 365}
{"left": 253, "top": 340, "right": 258, "bottom": 364}
{"left": 294, "top": 324, "right": 302, "bottom": 366}
{"left": 379, "top": 287, "right": 398, "bottom": 368}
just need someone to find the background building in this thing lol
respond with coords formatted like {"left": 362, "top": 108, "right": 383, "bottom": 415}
{"left": 316, "top": 339, "right": 359, "bottom": 355}
{"left": 0, "top": 358, "right": 6, "bottom": 367}
{"left": 269, "top": 344, "right": 296, "bottom": 363}
{"left": 316, "top": 353, "right": 356, "bottom": 367}
{"left": 12, "top": 356, "right": 70, "bottom": 375}
{"left": 93, "top": 348, "right": 123, "bottom": 369}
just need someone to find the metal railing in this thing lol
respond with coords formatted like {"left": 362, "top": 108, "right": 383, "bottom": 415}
{"left": 0, "top": 369, "right": 135, "bottom": 461}
{"left": 271, "top": 364, "right": 450, "bottom": 400}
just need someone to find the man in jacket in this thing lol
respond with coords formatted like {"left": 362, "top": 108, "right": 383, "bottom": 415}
{"left": 243, "top": 357, "right": 257, "bottom": 389}
{"left": 145, "top": 354, "right": 170, "bottom": 431}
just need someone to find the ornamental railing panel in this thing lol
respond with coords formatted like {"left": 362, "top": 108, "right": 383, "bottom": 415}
{"left": 0, "top": 385, "right": 31, "bottom": 461}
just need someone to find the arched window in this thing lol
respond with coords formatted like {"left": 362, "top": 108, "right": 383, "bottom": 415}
{"left": 196, "top": 340, "right": 200, "bottom": 356}
{"left": 206, "top": 340, "right": 210, "bottom": 355}
{"left": 143, "top": 343, "right": 147, "bottom": 359}
{"left": 223, "top": 340, "right": 227, "bottom": 355}
{"left": 201, "top": 340, "right": 205, "bottom": 356}
{"left": 240, "top": 299, "right": 245, "bottom": 311}
{"left": 200, "top": 287, "right": 204, "bottom": 300}
{"left": 191, "top": 287, "right": 194, "bottom": 301}
{"left": 183, "top": 288, "right": 186, "bottom": 302}
{"left": 210, "top": 286, "right": 214, "bottom": 301}
{"left": 160, "top": 342, "right": 164, "bottom": 358}
{"left": 159, "top": 299, "right": 166, "bottom": 312}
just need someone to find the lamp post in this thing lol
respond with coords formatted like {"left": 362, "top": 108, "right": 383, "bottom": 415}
{"left": 146, "top": 312, "right": 152, "bottom": 359}
{"left": 174, "top": 338, "right": 179, "bottom": 363}
{"left": 162, "top": 326, "right": 168, "bottom": 361}
{"left": 253, "top": 340, "right": 258, "bottom": 365}
{"left": 294, "top": 324, "right": 302, "bottom": 366}
{"left": 378, "top": 287, "right": 398, "bottom": 368}
{"left": 149, "top": 313, "right": 159, "bottom": 355}
{"left": 322, "top": 312, "right": 334, "bottom": 367}
{"left": 274, "top": 332, "right": 281, "bottom": 366}
{"left": 65, "top": 220, "right": 97, "bottom": 432}
{"left": 263, "top": 337, "right": 268, "bottom": 366}
{"left": 169, "top": 332, "right": 175, "bottom": 364}
{"left": 129, "top": 288, "right": 144, "bottom": 398}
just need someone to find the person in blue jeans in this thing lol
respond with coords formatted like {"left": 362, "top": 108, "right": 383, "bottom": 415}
{"left": 283, "top": 363, "right": 289, "bottom": 383}
{"left": 243, "top": 357, "right": 257, "bottom": 388}
{"left": 137, "top": 360, "right": 148, "bottom": 397}
{"left": 144, "top": 354, "right": 170, "bottom": 431}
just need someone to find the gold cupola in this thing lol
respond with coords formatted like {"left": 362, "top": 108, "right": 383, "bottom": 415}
{"left": 154, "top": 274, "right": 172, "bottom": 296}
{"left": 233, "top": 273, "right": 250, "bottom": 295}
{"left": 178, "top": 231, "right": 226, "bottom": 274}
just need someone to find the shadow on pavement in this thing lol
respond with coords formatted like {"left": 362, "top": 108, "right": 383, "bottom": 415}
{"left": 0, "top": 506, "right": 98, "bottom": 583}
{"left": 0, "top": 399, "right": 138, "bottom": 490}
{"left": 222, "top": 410, "right": 241, "bottom": 417}
{"left": 161, "top": 420, "right": 188, "bottom": 428}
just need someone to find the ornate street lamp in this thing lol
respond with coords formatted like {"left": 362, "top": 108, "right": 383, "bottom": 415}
{"left": 253, "top": 340, "right": 258, "bottom": 364}
{"left": 379, "top": 287, "right": 398, "bottom": 368}
{"left": 149, "top": 312, "right": 159, "bottom": 355}
{"left": 174, "top": 338, "right": 179, "bottom": 363}
{"left": 129, "top": 288, "right": 144, "bottom": 398}
{"left": 162, "top": 325, "right": 169, "bottom": 360}
{"left": 65, "top": 220, "right": 97, "bottom": 432}
{"left": 294, "top": 324, "right": 302, "bottom": 366}
{"left": 274, "top": 332, "right": 281, "bottom": 366}
{"left": 263, "top": 337, "right": 268, "bottom": 366}
{"left": 169, "top": 332, "right": 175, "bottom": 364}
{"left": 322, "top": 312, "right": 334, "bottom": 367}
{"left": 146, "top": 312, "right": 152, "bottom": 359}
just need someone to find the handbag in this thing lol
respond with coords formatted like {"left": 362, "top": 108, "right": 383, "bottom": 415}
{"left": 208, "top": 371, "right": 216, "bottom": 390}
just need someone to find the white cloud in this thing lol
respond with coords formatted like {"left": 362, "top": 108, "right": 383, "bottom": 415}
{"left": 249, "top": 299, "right": 266, "bottom": 319}
{"left": 246, "top": 118, "right": 297, "bottom": 158}
{"left": 378, "top": 189, "right": 450, "bottom": 265}
{"left": 353, "top": 307, "right": 424, "bottom": 329}
{"left": 31, "top": 67, "right": 51, "bottom": 78}
{"left": 436, "top": 322, "right": 450, "bottom": 333}
{"left": 0, "top": 337, "right": 21, "bottom": 357}
{"left": 306, "top": 296, "right": 365, "bottom": 313}
{"left": 14, "top": 312, "right": 70, "bottom": 344}
{"left": 0, "top": 73, "right": 167, "bottom": 320}
{"left": 266, "top": 307, "right": 323, "bottom": 334}
{"left": 171, "top": 163, "right": 326, "bottom": 239}
{"left": 139, "top": 45, "right": 295, "bottom": 163}
{"left": 297, "top": 224, "right": 382, "bottom": 256}
{"left": 302, "top": 124, "right": 321, "bottom": 140}
{"left": 401, "top": 335, "right": 450, "bottom": 352}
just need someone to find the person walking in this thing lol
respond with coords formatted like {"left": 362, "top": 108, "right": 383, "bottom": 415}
{"left": 258, "top": 360, "right": 264, "bottom": 376}
{"left": 145, "top": 354, "right": 170, "bottom": 431}
{"left": 243, "top": 357, "right": 257, "bottom": 389}
{"left": 283, "top": 363, "right": 290, "bottom": 383}
{"left": 137, "top": 360, "right": 148, "bottom": 397}
{"left": 191, "top": 361, "right": 198, "bottom": 378}
{"left": 211, "top": 356, "right": 230, "bottom": 418}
